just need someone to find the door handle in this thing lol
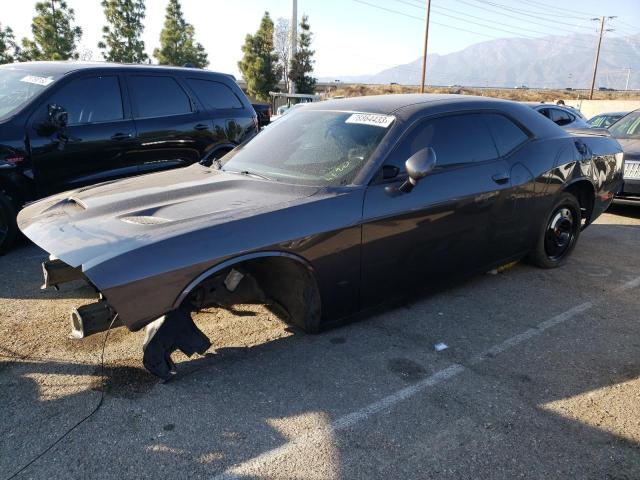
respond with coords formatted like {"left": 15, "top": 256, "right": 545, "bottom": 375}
{"left": 111, "top": 133, "right": 132, "bottom": 140}
{"left": 194, "top": 123, "right": 210, "bottom": 131}
{"left": 491, "top": 172, "right": 510, "bottom": 184}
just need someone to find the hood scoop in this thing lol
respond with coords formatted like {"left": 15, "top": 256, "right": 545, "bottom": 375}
{"left": 121, "top": 215, "right": 171, "bottom": 225}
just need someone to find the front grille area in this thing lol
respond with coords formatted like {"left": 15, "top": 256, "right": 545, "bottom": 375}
{"left": 625, "top": 161, "right": 640, "bottom": 180}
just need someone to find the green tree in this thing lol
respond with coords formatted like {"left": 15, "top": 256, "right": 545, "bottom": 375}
{"left": 238, "top": 12, "right": 280, "bottom": 102}
{"left": 19, "top": 0, "right": 82, "bottom": 61}
{"left": 98, "top": 0, "right": 148, "bottom": 63}
{"left": 289, "top": 15, "right": 316, "bottom": 94}
{"left": 0, "top": 24, "right": 20, "bottom": 64}
{"left": 153, "top": 0, "right": 208, "bottom": 68}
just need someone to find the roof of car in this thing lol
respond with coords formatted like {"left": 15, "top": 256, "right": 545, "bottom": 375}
{"left": 595, "top": 111, "right": 629, "bottom": 117}
{"left": 303, "top": 93, "right": 513, "bottom": 115}
{"left": 524, "top": 102, "right": 568, "bottom": 108}
{"left": 0, "top": 61, "right": 234, "bottom": 79}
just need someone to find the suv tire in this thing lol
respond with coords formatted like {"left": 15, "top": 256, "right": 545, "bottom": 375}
{"left": 0, "top": 191, "right": 18, "bottom": 255}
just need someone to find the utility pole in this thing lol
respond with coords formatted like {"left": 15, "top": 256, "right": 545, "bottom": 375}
{"left": 419, "top": 0, "right": 431, "bottom": 93}
{"left": 288, "top": 0, "right": 298, "bottom": 95}
{"left": 625, "top": 67, "right": 632, "bottom": 91}
{"left": 589, "top": 15, "right": 615, "bottom": 100}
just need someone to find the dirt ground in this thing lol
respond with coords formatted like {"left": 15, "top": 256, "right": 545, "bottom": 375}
{"left": 1, "top": 203, "right": 640, "bottom": 479}
{"left": 327, "top": 84, "right": 640, "bottom": 103}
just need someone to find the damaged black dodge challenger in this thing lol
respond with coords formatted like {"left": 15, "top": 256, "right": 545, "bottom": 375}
{"left": 18, "top": 95, "right": 624, "bottom": 379}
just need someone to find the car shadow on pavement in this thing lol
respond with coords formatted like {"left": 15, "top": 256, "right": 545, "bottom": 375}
{"left": 2, "top": 289, "right": 640, "bottom": 480}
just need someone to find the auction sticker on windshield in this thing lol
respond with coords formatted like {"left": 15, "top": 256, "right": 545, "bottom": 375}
{"left": 20, "top": 75, "right": 54, "bottom": 86}
{"left": 346, "top": 113, "right": 395, "bottom": 128}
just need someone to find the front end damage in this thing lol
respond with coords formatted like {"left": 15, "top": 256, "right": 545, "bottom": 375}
{"left": 41, "top": 258, "right": 124, "bottom": 339}
{"left": 40, "top": 257, "right": 249, "bottom": 380}
{"left": 41, "top": 256, "right": 317, "bottom": 381}
{"left": 19, "top": 168, "right": 326, "bottom": 381}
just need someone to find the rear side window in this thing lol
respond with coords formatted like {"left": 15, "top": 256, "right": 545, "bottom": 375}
{"left": 393, "top": 113, "right": 499, "bottom": 168}
{"left": 46, "top": 75, "right": 123, "bottom": 125}
{"left": 550, "top": 108, "right": 574, "bottom": 126}
{"left": 186, "top": 78, "right": 243, "bottom": 109}
{"left": 484, "top": 113, "right": 529, "bottom": 156}
{"left": 128, "top": 76, "right": 192, "bottom": 118}
{"left": 588, "top": 115, "right": 604, "bottom": 128}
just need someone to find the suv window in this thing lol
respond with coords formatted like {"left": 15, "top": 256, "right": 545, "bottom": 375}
{"left": 46, "top": 75, "right": 123, "bottom": 125}
{"left": 128, "top": 75, "right": 192, "bottom": 118}
{"left": 485, "top": 113, "right": 529, "bottom": 156}
{"left": 550, "top": 108, "right": 574, "bottom": 126}
{"left": 391, "top": 113, "right": 499, "bottom": 170}
{"left": 186, "top": 78, "right": 243, "bottom": 110}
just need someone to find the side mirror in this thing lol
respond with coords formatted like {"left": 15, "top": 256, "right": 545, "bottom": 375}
{"left": 47, "top": 104, "right": 68, "bottom": 130}
{"left": 399, "top": 147, "right": 436, "bottom": 193}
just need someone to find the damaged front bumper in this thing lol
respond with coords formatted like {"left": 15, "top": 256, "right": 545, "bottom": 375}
{"left": 41, "top": 257, "right": 123, "bottom": 339}
{"left": 40, "top": 256, "right": 215, "bottom": 381}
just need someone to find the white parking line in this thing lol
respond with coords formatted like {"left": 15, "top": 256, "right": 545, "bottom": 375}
{"left": 212, "top": 275, "right": 640, "bottom": 480}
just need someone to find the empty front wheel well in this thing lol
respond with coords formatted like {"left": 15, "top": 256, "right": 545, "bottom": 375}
{"left": 564, "top": 180, "right": 595, "bottom": 226}
{"left": 182, "top": 255, "right": 322, "bottom": 333}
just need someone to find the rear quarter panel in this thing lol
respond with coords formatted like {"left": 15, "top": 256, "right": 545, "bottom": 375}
{"left": 542, "top": 135, "right": 623, "bottom": 223}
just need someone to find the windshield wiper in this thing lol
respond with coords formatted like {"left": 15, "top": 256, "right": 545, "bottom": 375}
{"left": 224, "top": 169, "right": 272, "bottom": 181}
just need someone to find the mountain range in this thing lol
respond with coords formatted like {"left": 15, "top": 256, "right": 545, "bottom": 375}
{"left": 323, "top": 34, "right": 640, "bottom": 89}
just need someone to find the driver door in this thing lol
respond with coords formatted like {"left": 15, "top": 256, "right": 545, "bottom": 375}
{"left": 28, "top": 74, "right": 137, "bottom": 196}
{"left": 360, "top": 112, "right": 516, "bottom": 308}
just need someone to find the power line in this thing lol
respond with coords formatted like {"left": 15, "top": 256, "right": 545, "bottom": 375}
{"left": 354, "top": 0, "right": 638, "bottom": 61}
{"left": 394, "top": 0, "right": 571, "bottom": 37}
{"left": 462, "top": 0, "right": 595, "bottom": 30}
{"left": 616, "top": 19, "right": 640, "bottom": 31}
{"left": 450, "top": 0, "right": 636, "bottom": 56}
{"left": 452, "top": 0, "right": 598, "bottom": 38}
{"left": 390, "top": 0, "right": 612, "bottom": 53}
{"left": 522, "top": 0, "right": 600, "bottom": 18}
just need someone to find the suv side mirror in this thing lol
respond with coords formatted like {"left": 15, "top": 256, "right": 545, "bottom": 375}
{"left": 47, "top": 104, "right": 68, "bottom": 130}
{"left": 399, "top": 147, "right": 437, "bottom": 193}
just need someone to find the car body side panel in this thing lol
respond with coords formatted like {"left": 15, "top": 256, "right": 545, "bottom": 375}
{"left": 16, "top": 95, "right": 625, "bottom": 333}
{"left": 28, "top": 186, "right": 366, "bottom": 331}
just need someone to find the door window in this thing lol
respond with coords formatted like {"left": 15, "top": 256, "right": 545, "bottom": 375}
{"left": 46, "top": 75, "right": 123, "bottom": 125}
{"left": 128, "top": 76, "right": 192, "bottom": 118}
{"left": 549, "top": 108, "right": 574, "bottom": 126}
{"left": 186, "top": 78, "right": 243, "bottom": 109}
{"left": 391, "top": 113, "right": 499, "bottom": 171}
{"left": 484, "top": 113, "right": 529, "bottom": 156}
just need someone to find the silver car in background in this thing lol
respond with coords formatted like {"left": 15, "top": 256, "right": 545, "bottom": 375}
{"left": 527, "top": 103, "right": 590, "bottom": 130}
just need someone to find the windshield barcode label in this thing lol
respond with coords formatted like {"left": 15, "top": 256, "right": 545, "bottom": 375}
{"left": 346, "top": 113, "right": 395, "bottom": 128}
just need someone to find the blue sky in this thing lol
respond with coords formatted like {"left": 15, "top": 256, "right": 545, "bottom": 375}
{"left": 2, "top": 0, "right": 639, "bottom": 78}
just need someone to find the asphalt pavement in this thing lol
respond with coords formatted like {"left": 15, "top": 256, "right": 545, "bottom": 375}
{"left": 1, "top": 204, "right": 640, "bottom": 479}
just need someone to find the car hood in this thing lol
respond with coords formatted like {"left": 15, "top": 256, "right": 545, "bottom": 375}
{"left": 617, "top": 138, "right": 640, "bottom": 161}
{"left": 18, "top": 165, "right": 322, "bottom": 269}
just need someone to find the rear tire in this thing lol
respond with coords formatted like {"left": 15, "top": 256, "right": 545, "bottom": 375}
{"left": 0, "top": 191, "right": 18, "bottom": 255}
{"left": 529, "top": 192, "right": 581, "bottom": 269}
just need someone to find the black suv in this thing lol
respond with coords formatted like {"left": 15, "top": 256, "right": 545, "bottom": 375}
{"left": 0, "top": 61, "right": 258, "bottom": 253}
